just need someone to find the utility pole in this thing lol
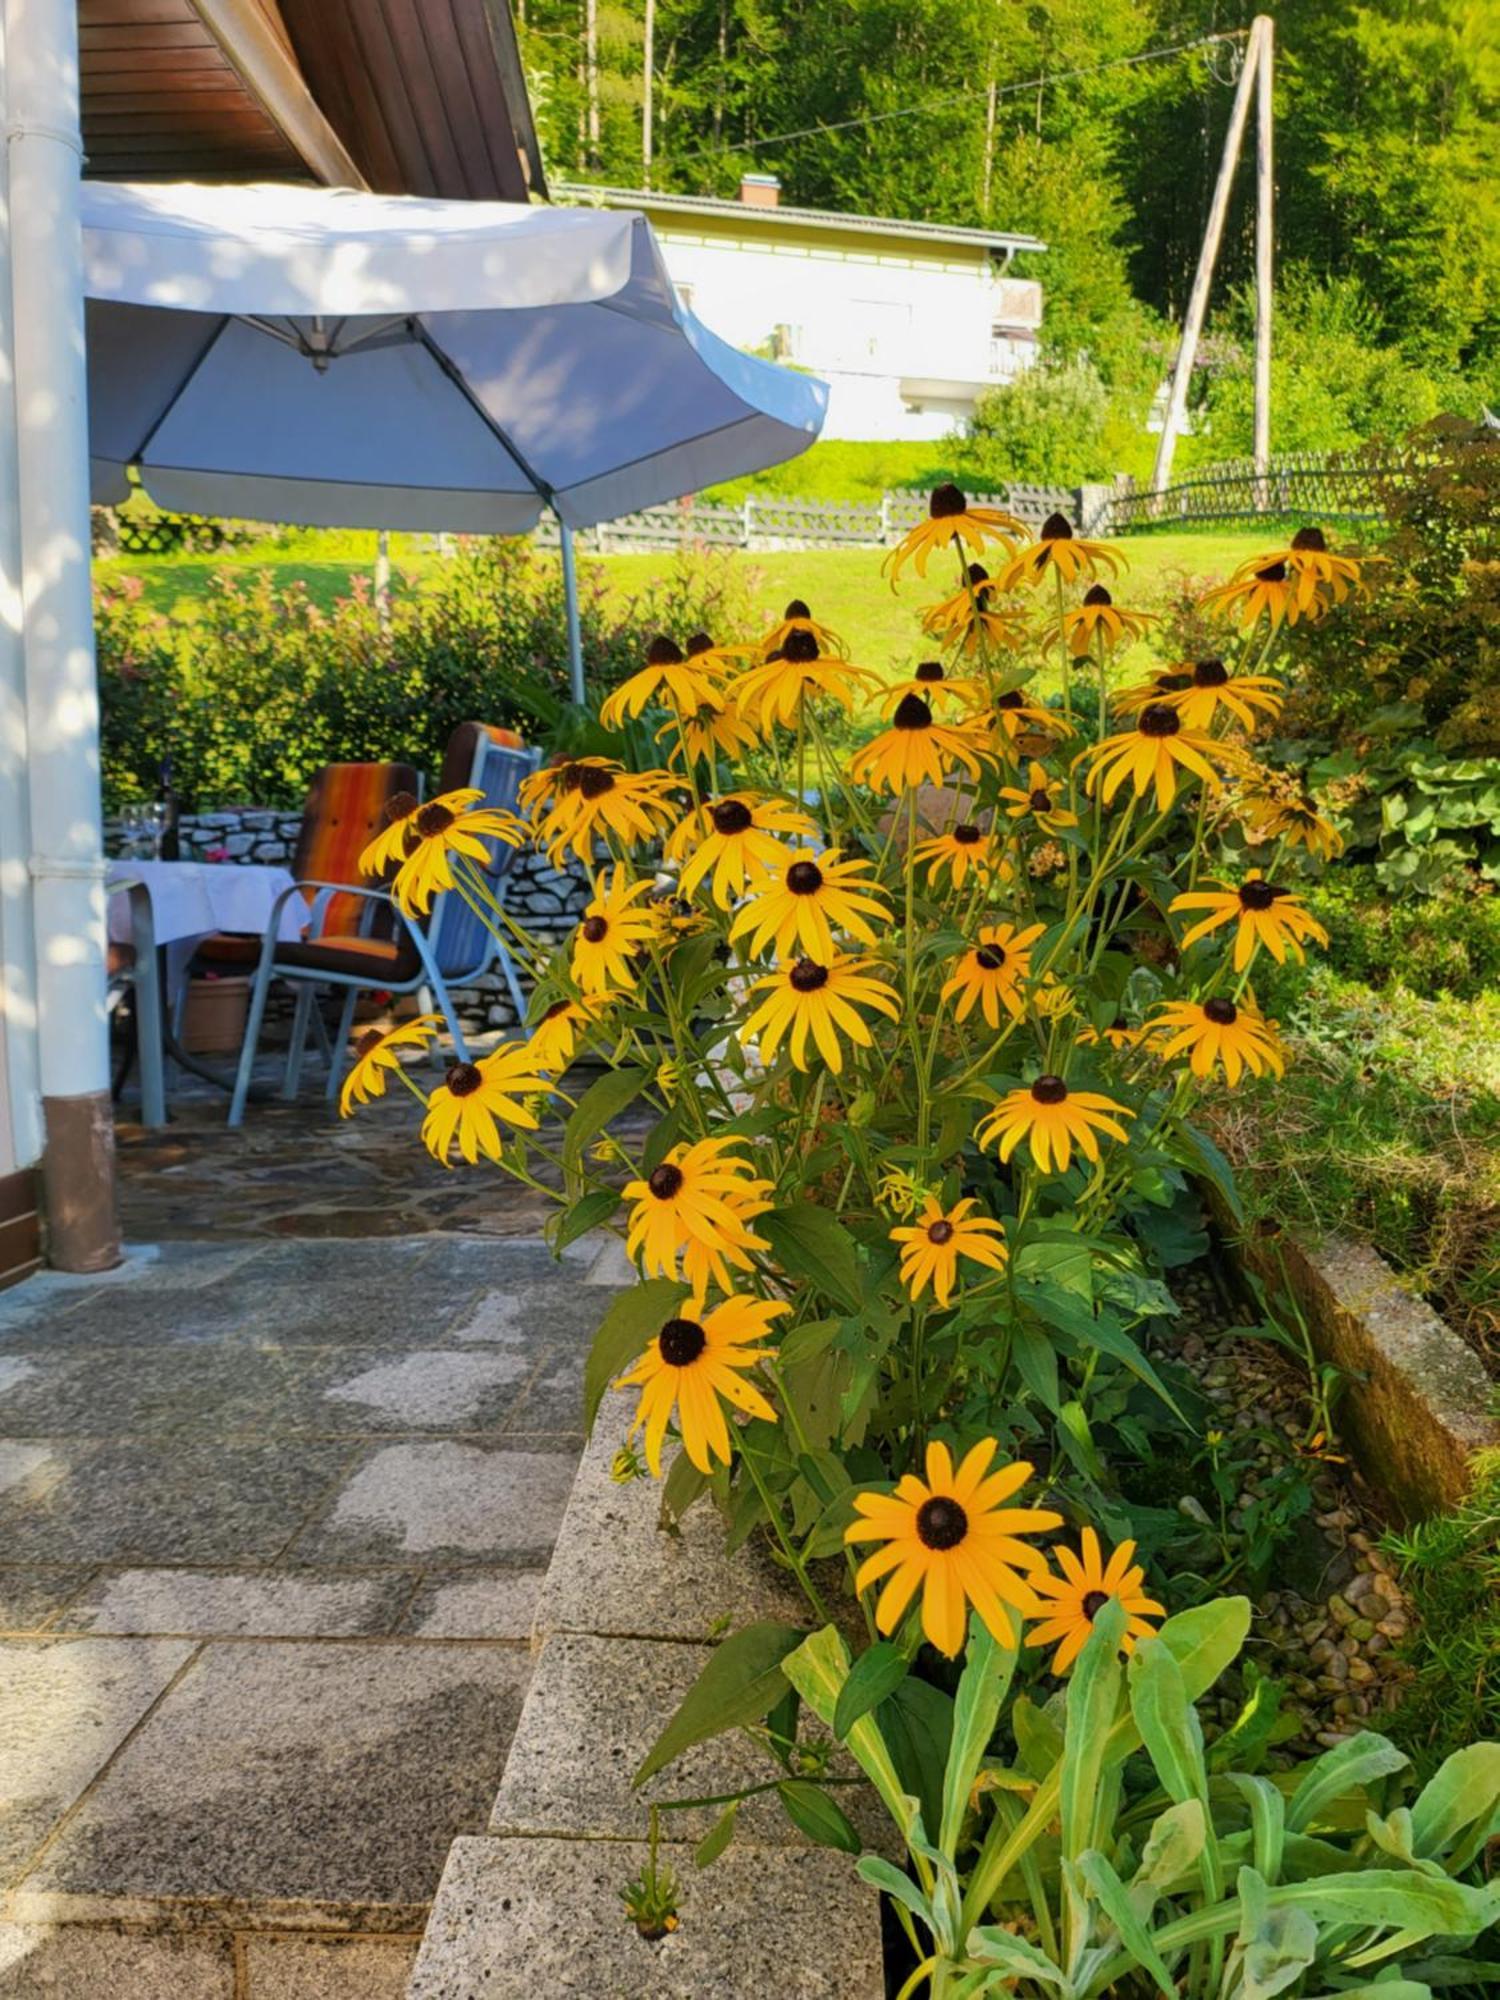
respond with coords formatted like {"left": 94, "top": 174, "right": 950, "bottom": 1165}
{"left": 585, "top": 0, "right": 600, "bottom": 167}
{"left": 642, "top": 0, "right": 655, "bottom": 185}
{"left": 1150, "top": 18, "right": 1271, "bottom": 495}
{"left": 1253, "top": 15, "right": 1274, "bottom": 488}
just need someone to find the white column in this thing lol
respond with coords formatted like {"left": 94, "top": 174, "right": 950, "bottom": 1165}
{"left": 557, "top": 516, "right": 585, "bottom": 705}
{"left": 6, "top": 0, "right": 118, "bottom": 1267}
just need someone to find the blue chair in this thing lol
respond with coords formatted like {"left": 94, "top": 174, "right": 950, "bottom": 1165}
{"left": 226, "top": 727, "right": 542, "bottom": 1126}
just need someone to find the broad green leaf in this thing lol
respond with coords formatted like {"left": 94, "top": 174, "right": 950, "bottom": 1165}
{"left": 1286, "top": 1731, "right": 1410, "bottom": 1834}
{"left": 694, "top": 1804, "right": 737, "bottom": 1868}
{"left": 1134, "top": 1798, "right": 1207, "bottom": 1897}
{"left": 1228, "top": 1774, "right": 1286, "bottom": 1886}
{"left": 660, "top": 1447, "right": 710, "bottom": 1524}
{"left": 1130, "top": 1637, "right": 1210, "bottom": 1812}
{"left": 1171, "top": 1118, "right": 1244, "bottom": 1223}
{"left": 774, "top": 1317, "right": 841, "bottom": 1368}
{"left": 760, "top": 1204, "right": 860, "bottom": 1309}
{"left": 550, "top": 1186, "right": 621, "bottom": 1251}
{"left": 879, "top": 1676, "right": 955, "bottom": 1848}
{"left": 782, "top": 1624, "right": 920, "bottom": 1843}
{"left": 634, "top": 1620, "right": 803, "bottom": 1785}
{"left": 1013, "top": 1693, "right": 1064, "bottom": 1779}
{"left": 1061, "top": 1599, "right": 1127, "bottom": 1949}
{"left": 1302, "top": 1986, "right": 1432, "bottom": 2000}
{"left": 562, "top": 1063, "right": 650, "bottom": 1174}
{"left": 1364, "top": 1806, "right": 1417, "bottom": 1864}
{"left": 855, "top": 1854, "right": 932, "bottom": 1928}
{"left": 1410, "top": 1741, "right": 1500, "bottom": 1865}
{"left": 833, "top": 1641, "right": 909, "bottom": 1743}
{"left": 965, "top": 1925, "right": 1074, "bottom": 1993}
{"left": 1235, "top": 1865, "right": 1319, "bottom": 2000}
{"left": 1075, "top": 1311, "right": 1185, "bottom": 1419}
{"left": 583, "top": 1276, "right": 688, "bottom": 1432}
{"left": 1272, "top": 1869, "right": 1483, "bottom": 1939}
{"left": 1011, "top": 1318, "right": 1061, "bottom": 1413}
{"left": 941, "top": 1611, "right": 1020, "bottom": 1854}
{"left": 1075, "top": 1850, "right": 1176, "bottom": 1997}
{"left": 777, "top": 1779, "right": 861, "bottom": 1853}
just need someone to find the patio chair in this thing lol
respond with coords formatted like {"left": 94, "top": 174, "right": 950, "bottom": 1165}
{"left": 226, "top": 724, "right": 541, "bottom": 1127}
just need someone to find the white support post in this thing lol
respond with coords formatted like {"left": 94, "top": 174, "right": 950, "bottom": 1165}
{"left": 6, "top": 0, "right": 119, "bottom": 1268}
{"left": 1252, "top": 17, "right": 1274, "bottom": 494}
{"left": 557, "top": 516, "right": 585, "bottom": 706}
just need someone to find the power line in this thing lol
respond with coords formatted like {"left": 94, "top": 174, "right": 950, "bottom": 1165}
{"left": 672, "top": 28, "right": 1250, "bottom": 169}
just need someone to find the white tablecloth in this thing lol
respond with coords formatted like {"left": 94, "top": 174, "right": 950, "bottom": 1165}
{"left": 107, "top": 859, "right": 306, "bottom": 1003}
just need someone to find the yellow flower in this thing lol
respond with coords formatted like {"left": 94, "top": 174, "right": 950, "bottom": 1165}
{"left": 845, "top": 1438, "right": 1061, "bottom": 1657}
{"left": 1217, "top": 525, "right": 1367, "bottom": 623}
{"left": 991, "top": 512, "right": 1126, "bottom": 592}
{"left": 736, "top": 631, "right": 878, "bottom": 729}
{"left": 623, "top": 1135, "right": 773, "bottom": 1292}
{"left": 880, "top": 659, "right": 985, "bottom": 714}
{"left": 986, "top": 687, "right": 1073, "bottom": 760}
{"left": 846, "top": 694, "right": 991, "bottom": 795}
{"left": 571, "top": 867, "right": 657, "bottom": 993}
{"left": 890, "top": 1198, "right": 1008, "bottom": 1307}
{"left": 757, "top": 597, "right": 846, "bottom": 660}
{"left": 1148, "top": 996, "right": 1285, "bottom": 1085}
{"left": 882, "top": 483, "right": 1023, "bottom": 585}
{"left": 338, "top": 1014, "right": 443, "bottom": 1116}
{"left": 941, "top": 922, "right": 1044, "bottom": 1029}
{"left": 976, "top": 1075, "right": 1133, "bottom": 1175}
{"left": 617, "top": 1292, "right": 786, "bottom": 1476}
{"left": 527, "top": 758, "right": 680, "bottom": 869}
{"left": 357, "top": 787, "right": 422, "bottom": 876}
{"left": 997, "top": 761, "right": 1078, "bottom": 834}
{"left": 599, "top": 634, "right": 735, "bottom": 729}
{"left": 730, "top": 849, "right": 890, "bottom": 961}
{"left": 1169, "top": 872, "right": 1329, "bottom": 970}
{"left": 1237, "top": 784, "right": 1344, "bottom": 860}
{"left": 1081, "top": 705, "right": 1239, "bottom": 814}
{"left": 1199, "top": 557, "right": 1317, "bottom": 633}
{"left": 912, "top": 821, "right": 1007, "bottom": 891}
{"left": 665, "top": 792, "right": 818, "bottom": 907}
{"left": 1110, "top": 668, "right": 1195, "bottom": 718}
{"left": 1076, "top": 1018, "right": 1142, "bottom": 1051}
{"left": 420, "top": 1044, "right": 551, "bottom": 1167}
{"left": 741, "top": 953, "right": 899, "bottom": 1072}
{"left": 919, "top": 565, "right": 1029, "bottom": 654}
{"left": 1026, "top": 1528, "right": 1164, "bottom": 1673}
{"left": 657, "top": 696, "right": 763, "bottom": 769}
{"left": 526, "top": 993, "right": 617, "bottom": 1071}
{"left": 1055, "top": 584, "right": 1157, "bottom": 657}
{"left": 371, "top": 791, "right": 526, "bottom": 918}
{"left": 876, "top": 1167, "right": 925, "bottom": 1219}
{"left": 1174, "top": 657, "right": 1285, "bottom": 732}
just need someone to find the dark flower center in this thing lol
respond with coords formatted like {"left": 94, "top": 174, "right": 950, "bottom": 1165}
{"left": 1082, "top": 584, "right": 1112, "bottom": 606}
{"left": 929, "top": 482, "right": 968, "bottom": 519}
{"left": 1203, "top": 997, "right": 1239, "bottom": 1025}
{"left": 1193, "top": 657, "right": 1229, "bottom": 687}
{"left": 916, "top": 1494, "right": 968, "bottom": 1550}
{"left": 782, "top": 628, "right": 820, "bottom": 663}
{"left": 354, "top": 1029, "right": 385, "bottom": 1061}
{"left": 1255, "top": 561, "right": 1288, "bottom": 583}
{"left": 995, "top": 690, "right": 1025, "bottom": 711}
{"left": 893, "top": 694, "right": 934, "bottom": 731}
{"left": 685, "top": 632, "right": 714, "bottom": 656}
{"left": 954, "top": 823, "right": 983, "bottom": 846}
{"left": 1139, "top": 703, "right": 1182, "bottom": 739}
{"left": 445, "top": 1061, "right": 483, "bottom": 1098}
{"left": 647, "top": 634, "right": 684, "bottom": 666}
{"left": 967, "top": 564, "right": 989, "bottom": 586}
{"left": 975, "top": 945, "right": 1006, "bottom": 971}
{"left": 927, "top": 1219, "right": 955, "bottom": 1245}
{"left": 577, "top": 764, "right": 616, "bottom": 800}
{"left": 1029, "top": 787, "right": 1053, "bottom": 812}
{"left": 382, "top": 789, "right": 418, "bottom": 827}
{"left": 1157, "top": 672, "right": 1192, "bottom": 693}
{"left": 711, "top": 798, "right": 754, "bottom": 836}
{"left": 786, "top": 860, "right": 824, "bottom": 896}
{"left": 580, "top": 915, "right": 610, "bottom": 943}
{"left": 1041, "top": 512, "right": 1073, "bottom": 541}
{"left": 648, "top": 1163, "right": 685, "bottom": 1201}
{"left": 1082, "top": 1590, "right": 1110, "bottom": 1620}
{"left": 789, "top": 958, "right": 829, "bottom": 993}
{"left": 543, "top": 999, "right": 573, "bottom": 1021}
{"left": 915, "top": 661, "right": 945, "bottom": 683}
{"left": 657, "top": 1316, "right": 707, "bottom": 1367}
{"left": 1238, "top": 878, "right": 1284, "bottom": 911}
{"left": 784, "top": 597, "right": 811, "bottom": 619}
{"left": 1031, "top": 1074, "right": 1068, "bottom": 1105}
{"left": 416, "top": 802, "right": 455, "bottom": 838}
{"left": 1291, "top": 526, "right": 1328, "bottom": 552}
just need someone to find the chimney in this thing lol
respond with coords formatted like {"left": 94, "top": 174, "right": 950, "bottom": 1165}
{"left": 739, "top": 173, "right": 780, "bottom": 209}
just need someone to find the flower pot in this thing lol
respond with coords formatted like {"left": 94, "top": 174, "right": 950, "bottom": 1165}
{"left": 180, "top": 975, "right": 251, "bottom": 1055}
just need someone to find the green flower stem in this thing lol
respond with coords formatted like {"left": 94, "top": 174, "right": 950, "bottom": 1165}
{"left": 738, "top": 1439, "right": 833, "bottom": 1627}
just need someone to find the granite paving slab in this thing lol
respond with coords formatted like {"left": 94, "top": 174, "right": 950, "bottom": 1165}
{"left": 0, "top": 1568, "right": 94, "bottom": 1634}
{"left": 495, "top": 1350, "right": 587, "bottom": 1437}
{"left": 0, "top": 1444, "right": 67, "bottom": 1504}
{"left": 447, "top": 1275, "right": 624, "bottom": 1349}
{"left": 0, "top": 1924, "right": 233, "bottom": 1998}
{"left": 0, "top": 1290, "right": 250, "bottom": 1353}
{"left": 287, "top": 1348, "right": 534, "bottom": 1433}
{"left": 16, "top": 1641, "right": 532, "bottom": 1922}
{"left": 53, "top": 1568, "right": 412, "bottom": 1639}
{"left": 397, "top": 1571, "right": 543, "bottom": 1641}
{"left": 290, "top": 1443, "right": 576, "bottom": 1565}
{"left": 0, "top": 1347, "right": 320, "bottom": 1438}
{"left": 239, "top": 1933, "right": 419, "bottom": 1999}
{"left": 408, "top": 1836, "right": 883, "bottom": 1999}
{"left": 0, "top": 1639, "right": 195, "bottom": 1888}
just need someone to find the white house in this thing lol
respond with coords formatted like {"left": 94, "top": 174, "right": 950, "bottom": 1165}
{"left": 555, "top": 176, "right": 1045, "bottom": 444}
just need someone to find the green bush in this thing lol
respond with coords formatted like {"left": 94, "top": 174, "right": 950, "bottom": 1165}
{"left": 954, "top": 356, "right": 1116, "bottom": 487}
{"left": 1295, "top": 876, "right": 1500, "bottom": 1000}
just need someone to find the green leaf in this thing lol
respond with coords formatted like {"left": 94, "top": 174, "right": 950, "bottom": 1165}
{"left": 966, "top": 1925, "right": 1073, "bottom": 1992}
{"left": 1129, "top": 1637, "right": 1210, "bottom": 1812}
{"left": 1172, "top": 1118, "right": 1244, "bottom": 1224}
{"left": 1134, "top": 1798, "right": 1207, "bottom": 1897}
{"left": 1061, "top": 1597, "right": 1127, "bottom": 1946}
{"left": 1011, "top": 1318, "right": 1061, "bottom": 1413}
{"left": 1228, "top": 1774, "right": 1286, "bottom": 1887}
{"left": 878, "top": 1676, "right": 954, "bottom": 1848}
{"left": 941, "top": 1611, "right": 1019, "bottom": 1854}
{"left": 855, "top": 1854, "right": 932, "bottom": 1928}
{"left": 1410, "top": 1741, "right": 1500, "bottom": 1865}
{"left": 660, "top": 1448, "right": 710, "bottom": 1525}
{"left": 760, "top": 1204, "right": 860, "bottom": 1309}
{"left": 694, "top": 1804, "right": 737, "bottom": 1868}
{"left": 1235, "top": 1865, "right": 1319, "bottom": 2000}
{"left": 782, "top": 1624, "right": 921, "bottom": 1843}
{"left": 777, "top": 1779, "right": 861, "bottom": 1853}
{"left": 775, "top": 1317, "right": 841, "bottom": 1368}
{"left": 1075, "top": 1849, "right": 1176, "bottom": 1997}
{"left": 1286, "top": 1731, "right": 1410, "bottom": 1834}
{"left": 634, "top": 1621, "right": 803, "bottom": 1785}
{"left": 562, "top": 1064, "right": 650, "bottom": 1175}
{"left": 584, "top": 1277, "right": 688, "bottom": 1433}
{"left": 832, "top": 1642, "right": 909, "bottom": 1742}
{"left": 551, "top": 1187, "right": 621, "bottom": 1252}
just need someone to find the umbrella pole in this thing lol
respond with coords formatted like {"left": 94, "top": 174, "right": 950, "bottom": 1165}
{"left": 556, "top": 515, "right": 585, "bottom": 706}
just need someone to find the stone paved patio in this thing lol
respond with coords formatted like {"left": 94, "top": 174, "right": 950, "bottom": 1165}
{"left": 0, "top": 1073, "right": 624, "bottom": 1997}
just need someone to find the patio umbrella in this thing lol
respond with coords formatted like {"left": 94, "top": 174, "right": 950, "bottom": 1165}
{"left": 80, "top": 180, "right": 827, "bottom": 697}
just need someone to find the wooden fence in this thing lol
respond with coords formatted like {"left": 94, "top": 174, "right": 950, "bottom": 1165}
{"left": 1105, "top": 445, "right": 1442, "bottom": 532}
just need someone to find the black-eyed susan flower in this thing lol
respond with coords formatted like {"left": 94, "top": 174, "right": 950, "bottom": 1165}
{"left": 1237, "top": 783, "right": 1344, "bottom": 860}
{"left": 1055, "top": 584, "right": 1157, "bottom": 658}
{"left": 382, "top": 791, "right": 527, "bottom": 917}
{"left": 338, "top": 1014, "right": 443, "bottom": 1117}
{"left": 1167, "top": 657, "right": 1284, "bottom": 732}
{"left": 991, "top": 512, "right": 1126, "bottom": 593}
{"left": 358, "top": 788, "right": 423, "bottom": 876}
{"left": 665, "top": 792, "right": 818, "bottom": 907}
{"left": 741, "top": 953, "right": 899, "bottom": 1073}
{"left": 1076, "top": 1017, "right": 1143, "bottom": 1051}
{"left": 617, "top": 1293, "right": 786, "bottom": 1476}
{"left": 729, "top": 849, "right": 889, "bottom": 962}
{"left": 976, "top": 1075, "right": 1133, "bottom": 1175}
{"left": 883, "top": 483, "right": 1023, "bottom": 585}
{"left": 620, "top": 1288, "right": 792, "bottom": 1480}
{"left": 1170, "top": 872, "right": 1329, "bottom": 970}
{"left": 845, "top": 1438, "right": 1061, "bottom": 1657}
{"left": 526, "top": 992, "right": 617, "bottom": 1072}
{"left": 1081, "top": 704, "right": 1239, "bottom": 814}
{"left": 997, "top": 761, "right": 1078, "bottom": 834}
{"left": 656, "top": 696, "right": 763, "bottom": 769}
{"left": 890, "top": 1197, "right": 1008, "bottom": 1307}
{"left": 919, "top": 565, "right": 1029, "bottom": 655}
{"left": 600, "top": 634, "right": 733, "bottom": 728}
{"left": 912, "top": 821, "right": 1006, "bottom": 891}
{"left": 847, "top": 695, "right": 991, "bottom": 796}
{"left": 623, "top": 1136, "right": 773, "bottom": 1292}
{"left": 941, "top": 921, "right": 1044, "bottom": 1029}
{"left": 420, "top": 1044, "right": 551, "bottom": 1167}
{"left": 571, "top": 867, "right": 657, "bottom": 993}
{"left": 987, "top": 687, "right": 1073, "bottom": 758}
{"left": 735, "top": 629, "right": 879, "bottom": 729}
{"left": 757, "top": 597, "right": 846, "bottom": 660}
{"left": 1220, "top": 525, "right": 1366, "bottom": 621}
{"left": 1199, "top": 559, "right": 1309, "bottom": 632}
{"left": 1148, "top": 995, "right": 1285, "bottom": 1085}
{"left": 1026, "top": 1528, "right": 1164, "bottom": 1673}
{"left": 522, "top": 757, "right": 679, "bottom": 868}
{"left": 1111, "top": 669, "right": 1194, "bottom": 718}
{"left": 881, "top": 659, "right": 985, "bottom": 714}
